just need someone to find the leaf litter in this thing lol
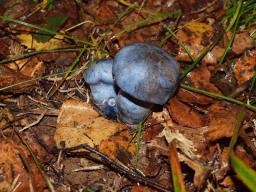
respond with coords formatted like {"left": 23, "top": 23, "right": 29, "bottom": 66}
{"left": 0, "top": 0, "right": 255, "bottom": 191}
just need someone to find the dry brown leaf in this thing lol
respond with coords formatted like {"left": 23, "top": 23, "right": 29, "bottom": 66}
{"left": 131, "top": 185, "right": 156, "bottom": 192}
{"left": 176, "top": 22, "right": 254, "bottom": 65}
{"left": 7, "top": 57, "right": 45, "bottom": 78}
{"left": 0, "top": 139, "right": 45, "bottom": 192}
{"left": 54, "top": 100, "right": 126, "bottom": 148}
{"left": 230, "top": 32, "right": 255, "bottom": 55}
{"left": 167, "top": 97, "right": 207, "bottom": 128}
{"left": 177, "top": 88, "right": 214, "bottom": 105}
{"left": 176, "top": 21, "right": 221, "bottom": 64}
{"left": 220, "top": 176, "right": 235, "bottom": 187}
{"left": 142, "top": 117, "right": 163, "bottom": 142}
{"left": 178, "top": 153, "right": 211, "bottom": 189}
{"left": 187, "top": 66, "right": 222, "bottom": 93}
{"left": 235, "top": 145, "right": 255, "bottom": 168}
{"left": 0, "top": 108, "right": 14, "bottom": 129}
{"left": 233, "top": 49, "right": 256, "bottom": 85}
{"left": 98, "top": 130, "right": 135, "bottom": 162}
{"left": 17, "top": 34, "right": 63, "bottom": 51}
{"left": 206, "top": 102, "right": 240, "bottom": 141}
{"left": 163, "top": 125, "right": 207, "bottom": 159}
{"left": 152, "top": 110, "right": 207, "bottom": 159}
{"left": 178, "top": 66, "right": 222, "bottom": 105}
{"left": 95, "top": 1, "right": 117, "bottom": 24}
{"left": 113, "top": 11, "right": 163, "bottom": 48}
{"left": 0, "top": 65, "right": 35, "bottom": 93}
{"left": 214, "top": 147, "right": 230, "bottom": 181}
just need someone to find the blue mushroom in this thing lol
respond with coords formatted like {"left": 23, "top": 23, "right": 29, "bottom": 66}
{"left": 83, "top": 59, "right": 117, "bottom": 118}
{"left": 83, "top": 43, "right": 180, "bottom": 125}
{"left": 116, "top": 90, "right": 152, "bottom": 124}
{"left": 113, "top": 43, "right": 180, "bottom": 105}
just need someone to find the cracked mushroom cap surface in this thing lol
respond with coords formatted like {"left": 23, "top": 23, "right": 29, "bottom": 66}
{"left": 113, "top": 43, "right": 180, "bottom": 105}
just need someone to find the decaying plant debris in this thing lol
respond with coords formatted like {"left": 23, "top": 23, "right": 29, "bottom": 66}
{"left": 0, "top": 0, "right": 255, "bottom": 191}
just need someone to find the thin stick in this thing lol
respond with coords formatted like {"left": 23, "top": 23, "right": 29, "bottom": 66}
{"left": 19, "top": 109, "right": 48, "bottom": 132}
{"left": 64, "top": 144, "right": 172, "bottom": 192}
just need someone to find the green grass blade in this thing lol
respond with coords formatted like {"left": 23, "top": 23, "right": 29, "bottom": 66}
{"left": 225, "top": 0, "right": 243, "bottom": 32}
{"left": 115, "top": 10, "right": 181, "bottom": 37}
{"left": 0, "top": 68, "right": 80, "bottom": 92}
{"left": 0, "top": 15, "right": 92, "bottom": 46}
{"left": 180, "top": 30, "right": 224, "bottom": 79}
{"left": 230, "top": 154, "right": 256, "bottom": 192}
{"left": 0, "top": 46, "right": 81, "bottom": 64}
{"left": 133, "top": 121, "right": 143, "bottom": 168}
{"left": 180, "top": 84, "right": 256, "bottom": 112}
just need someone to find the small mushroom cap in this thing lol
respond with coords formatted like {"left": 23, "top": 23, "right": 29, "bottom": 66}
{"left": 83, "top": 59, "right": 117, "bottom": 118}
{"left": 90, "top": 84, "right": 117, "bottom": 118}
{"left": 116, "top": 90, "right": 152, "bottom": 124}
{"left": 113, "top": 43, "right": 180, "bottom": 105}
{"left": 84, "top": 59, "right": 114, "bottom": 85}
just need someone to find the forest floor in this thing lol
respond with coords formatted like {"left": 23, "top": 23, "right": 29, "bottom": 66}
{"left": 0, "top": 0, "right": 255, "bottom": 191}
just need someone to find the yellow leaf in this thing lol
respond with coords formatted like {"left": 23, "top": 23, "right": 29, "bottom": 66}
{"left": 42, "top": 0, "right": 48, "bottom": 9}
{"left": 185, "top": 21, "right": 213, "bottom": 37}
{"left": 17, "top": 34, "right": 63, "bottom": 50}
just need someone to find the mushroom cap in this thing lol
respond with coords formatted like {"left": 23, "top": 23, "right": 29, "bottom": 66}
{"left": 83, "top": 59, "right": 117, "bottom": 118}
{"left": 113, "top": 43, "right": 180, "bottom": 105}
{"left": 116, "top": 90, "right": 152, "bottom": 124}
{"left": 83, "top": 59, "right": 114, "bottom": 85}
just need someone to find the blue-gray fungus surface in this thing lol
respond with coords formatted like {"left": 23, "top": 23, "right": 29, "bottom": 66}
{"left": 84, "top": 43, "right": 180, "bottom": 124}
{"left": 83, "top": 59, "right": 117, "bottom": 118}
{"left": 116, "top": 90, "right": 152, "bottom": 124}
{"left": 113, "top": 43, "right": 180, "bottom": 105}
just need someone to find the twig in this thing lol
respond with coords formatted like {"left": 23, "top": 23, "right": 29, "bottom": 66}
{"left": 9, "top": 174, "right": 21, "bottom": 192}
{"left": 27, "top": 95, "right": 48, "bottom": 106}
{"left": 72, "top": 165, "right": 104, "bottom": 172}
{"left": 64, "top": 144, "right": 172, "bottom": 192}
{"left": 19, "top": 109, "right": 48, "bottom": 132}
